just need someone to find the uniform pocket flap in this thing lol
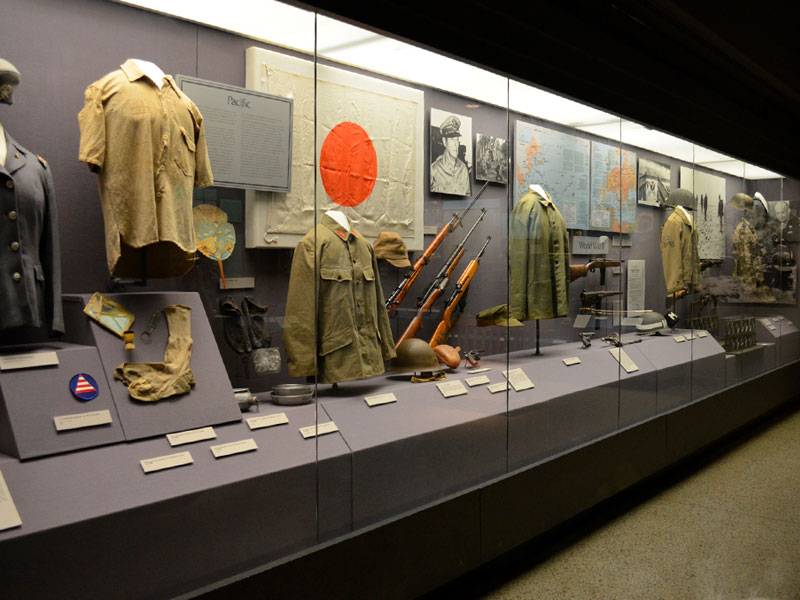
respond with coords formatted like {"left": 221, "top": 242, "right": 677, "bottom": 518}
{"left": 179, "top": 126, "right": 196, "bottom": 152}
{"left": 362, "top": 267, "right": 375, "bottom": 281}
{"left": 319, "top": 330, "right": 352, "bottom": 356}
{"left": 320, "top": 267, "right": 353, "bottom": 282}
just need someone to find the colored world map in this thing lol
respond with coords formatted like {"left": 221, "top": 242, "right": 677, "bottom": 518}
{"left": 590, "top": 142, "right": 637, "bottom": 233}
{"left": 514, "top": 121, "right": 590, "bottom": 229}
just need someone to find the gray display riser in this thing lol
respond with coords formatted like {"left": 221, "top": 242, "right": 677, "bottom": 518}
{"left": 635, "top": 331, "right": 726, "bottom": 413}
{"left": 754, "top": 316, "right": 800, "bottom": 366}
{"left": 0, "top": 343, "right": 125, "bottom": 459}
{"left": 320, "top": 375, "right": 507, "bottom": 530}
{"left": 62, "top": 292, "right": 242, "bottom": 441}
{"left": 741, "top": 343, "right": 776, "bottom": 379}
{"left": 0, "top": 402, "right": 352, "bottom": 599}
{"left": 502, "top": 341, "right": 656, "bottom": 471}
{"left": 725, "top": 353, "right": 741, "bottom": 386}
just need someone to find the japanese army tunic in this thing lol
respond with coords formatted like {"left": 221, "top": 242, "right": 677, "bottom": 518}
{"left": 660, "top": 207, "right": 701, "bottom": 293}
{"left": 733, "top": 219, "right": 764, "bottom": 290}
{"left": 0, "top": 131, "right": 63, "bottom": 334}
{"left": 509, "top": 188, "right": 569, "bottom": 320}
{"left": 284, "top": 214, "right": 396, "bottom": 383}
{"left": 78, "top": 59, "right": 214, "bottom": 278}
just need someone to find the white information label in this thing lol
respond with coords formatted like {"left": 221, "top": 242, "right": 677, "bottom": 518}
{"left": 697, "top": 331, "right": 708, "bottom": 338}
{"left": 140, "top": 451, "right": 194, "bottom": 474}
{"left": 299, "top": 421, "right": 339, "bottom": 439}
{"left": 465, "top": 375, "right": 491, "bottom": 387}
{"left": 626, "top": 259, "right": 646, "bottom": 313}
{"left": 466, "top": 367, "right": 491, "bottom": 374}
{"left": 591, "top": 209, "right": 611, "bottom": 229}
{"left": 563, "top": 357, "right": 582, "bottom": 366}
{"left": 436, "top": 380, "right": 468, "bottom": 398}
{"left": 364, "top": 393, "right": 398, "bottom": 407}
{"left": 210, "top": 438, "right": 258, "bottom": 458}
{"left": 674, "top": 336, "right": 687, "bottom": 343}
{"left": 685, "top": 333, "right": 696, "bottom": 341}
{"left": 609, "top": 348, "right": 639, "bottom": 373}
{"left": 166, "top": 426, "right": 216, "bottom": 447}
{"left": 773, "top": 316, "right": 783, "bottom": 322}
{"left": 759, "top": 318, "right": 773, "bottom": 329}
{"left": 573, "top": 314, "right": 592, "bottom": 329}
{"left": 0, "top": 469, "right": 22, "bottom": 531}
{"left": 54, "top": 410, "right": 112, "bottom": 432}
{"left": 0, "top": 351, "right": 59, "bottom": 371}
{"left": 502, "top": 368, "right": 535, "bottom": 392}
{"left": 487, "top": 382, "right": 510, "bottom": 394}
{"left": 247, "top": 412, "right": 289, "bottom": 430}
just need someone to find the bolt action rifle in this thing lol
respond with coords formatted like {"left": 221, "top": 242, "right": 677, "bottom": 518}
{"left": 395, "top": 209, "right": 486, "bottom": 347}
{"left": 429, "top": 236, "right": 491, "bottom": 348}
{"left": 569, "top": 258, "right": 622, "bottom": 284}
{"left": 386, "top": 182, "right": 488, "bottom": 316}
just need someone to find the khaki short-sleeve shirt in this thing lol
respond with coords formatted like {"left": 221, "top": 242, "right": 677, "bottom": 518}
{"left": 79, "top": 60, "right": 213, "bottom": 278}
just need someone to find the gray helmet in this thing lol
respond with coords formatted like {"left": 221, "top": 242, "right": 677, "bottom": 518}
{"left": 637, "top": 312, "right": 667, "bottom": 332}
{"left": 391, "top": 339, "right": 441, "bottom": 374}
{"left": 0, "top": 59, "right": 21, "bottom": 105}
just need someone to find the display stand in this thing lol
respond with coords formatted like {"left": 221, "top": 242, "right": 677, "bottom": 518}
{"left": 62, "top": 292, "right": 242, "bottom": 440}
{"left": 0, "top": 342, "right": 125, "bottom": 459}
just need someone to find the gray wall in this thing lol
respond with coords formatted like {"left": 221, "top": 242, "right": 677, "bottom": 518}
{"left": 2, "top": 0, "right": 797, "bottom": 389}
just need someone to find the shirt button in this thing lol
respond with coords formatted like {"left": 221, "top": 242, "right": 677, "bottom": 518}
{"left": 10, "top": 241, "right": 20, "bottom": 251}
{"left": 12, "top": 272, "right": 22, "bottom": 282}
{"left": 8, "top": 210, "right": 17, "bottom": 220}
{"left": 5, "top": 180, "right": 14, "bottom": 189}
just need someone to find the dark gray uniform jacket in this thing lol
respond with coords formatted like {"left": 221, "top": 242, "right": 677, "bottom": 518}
{"left": 0, "top": 131, "right": 63, "bottom": 334}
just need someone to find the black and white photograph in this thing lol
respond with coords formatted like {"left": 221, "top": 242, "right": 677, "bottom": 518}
{"left": 637, "top": 157, "right": 670, "bottom": 207}
{"left": 475, "top": 133, "right": 508, "bottom": 184}
{"left": 430, "top": 108, "right": 472, "bottom": 196}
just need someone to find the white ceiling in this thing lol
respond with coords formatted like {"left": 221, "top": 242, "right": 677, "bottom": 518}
{"left": 117, "top": 0, "right": 782, "bottom": 180}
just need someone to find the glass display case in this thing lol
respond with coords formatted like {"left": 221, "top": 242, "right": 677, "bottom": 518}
{"left": 0, "top": 1, "right": 797, "bottom": 597}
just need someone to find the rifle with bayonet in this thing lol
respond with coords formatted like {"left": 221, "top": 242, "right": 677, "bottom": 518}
{"left": 386, "top": 181, "right": 488, "bottom": 316}
{"left": 430, "top": 236, "right": 491, "bottom": 348}
{"left": 569, "top": 258, "right": 622, "bottom": 284}
{"left": 395, "top": 209, "right": 486, "bottom": 347}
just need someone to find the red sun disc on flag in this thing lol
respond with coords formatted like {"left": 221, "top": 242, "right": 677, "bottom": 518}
{"left": 320, "top": 122, "right": 378, "bottom": 207}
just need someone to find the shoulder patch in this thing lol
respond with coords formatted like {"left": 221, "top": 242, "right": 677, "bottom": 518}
{"left": 37, "top": 155, "right": 48, "bottom": 168}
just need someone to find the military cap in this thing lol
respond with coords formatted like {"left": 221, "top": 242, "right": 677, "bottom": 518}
{"left": 730, "top": 192, "right": 754, "bottom": 210}
{"left": 373, "top": 232, "right": 411, "bottom": 268}
{"left": 476, "top": 304, "right": 523, "bottom": 327}
{"left": 439, "top": 115, "right": 462, "bottom": 138}
{"left": 0, "top": 58, "right": 21, "bottom": 105}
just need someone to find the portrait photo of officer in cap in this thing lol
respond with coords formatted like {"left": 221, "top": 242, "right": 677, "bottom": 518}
{"left": 430, "top": 108, "right": 472, "bottom": 196}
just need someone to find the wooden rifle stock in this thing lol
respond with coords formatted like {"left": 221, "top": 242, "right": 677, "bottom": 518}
{"left": 430, "top": 236, "right": 491, "bottom": 347}
{"left": 386, "top": 182, "right": 488, "bottom": 316}
{"left": 396, "top": 247, "right": 465, "bottom": 346}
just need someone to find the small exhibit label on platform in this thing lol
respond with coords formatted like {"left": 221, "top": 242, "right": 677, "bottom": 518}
{"left": 0, "top": 469, "right": 22, "bottom": 531}
{"left": 140, "top": 451, "right": 193, "bottom": 473}
{"left": 54, "top": 410, "right": 112, "bottom": 431}
{"left": 0, "top": 351, "right": 59, "bottom": 371}
{"left": 685, "top": 333, "right": 696, "bottom": 340}
{"left": 466, "top": 367, "right": 491, "bottom": 374}
{"left": 364, "top": 393, "right": 397, "bottom": 407}
{"left": 211, "top": 438, "right": 258, "bottom": 458}
{"left": 609, "top": 348, "right": 639, "bottom": 373}
{"left": 465, "top": 375, "right": 490, "bottom": 387}
{"left": 502, "top": 368, "right": 534, "bottom": 392}
{"left": 487, "top": 382, "right": 510, "bottom": 394}
{"left": 247, "top": 413, "right": 289, "bottom": 430}
{"left": 673, "top": 335, "right": 686, "bottom": 343}
{"left": 697, "top": 331, "right": 708, "bottom": 338}
{"left": 773, "top": 316, "right": 783, "bottom": 322}
{"left": 563, "top": 357, "right": 581, "bottom": 366}
{"left": 437, "top": 380, "right": 468, "bottom": 398}
{"left": 573, "top": 314, "right": 591, "bottom": 329}
{"left": 300, "top": 421, "right": 339, "bottom": 439}
{"left": 167, "top": 426, "right": 216, "bottom": 446}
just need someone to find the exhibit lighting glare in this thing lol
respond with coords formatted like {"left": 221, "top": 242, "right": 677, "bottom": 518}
{"left": 115, "top": 0, "right": 782, "bottom": 180}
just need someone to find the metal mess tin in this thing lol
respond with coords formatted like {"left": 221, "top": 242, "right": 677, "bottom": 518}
{"left": 270, "top": 383, "right": 313, "bottom": 406}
